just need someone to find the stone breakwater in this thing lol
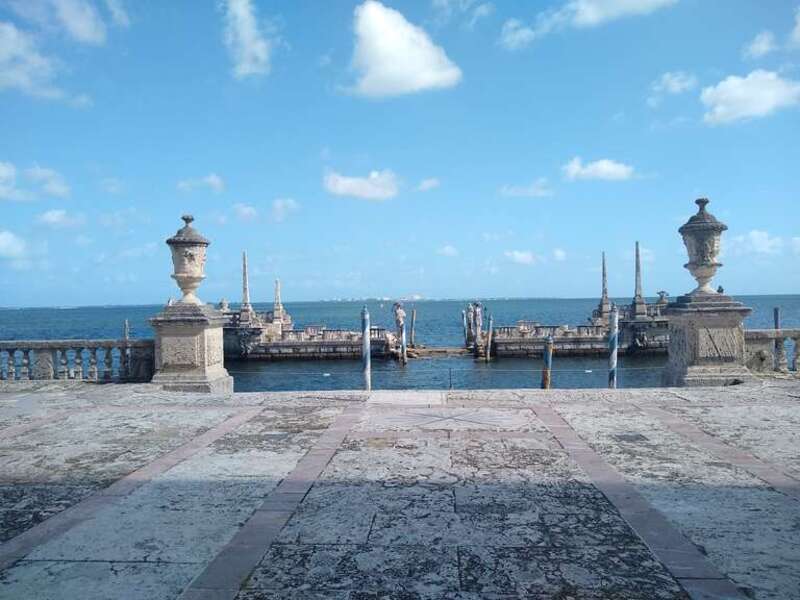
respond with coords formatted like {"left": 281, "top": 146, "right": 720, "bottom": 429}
{"left": 0, "top": 381, "right": 798, "bottom": 599}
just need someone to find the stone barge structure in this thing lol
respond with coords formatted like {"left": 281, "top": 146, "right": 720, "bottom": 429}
{"left": 466, "top": 243, "right": 671, "bottom": 358}
{"left": 219, "top": 252, "right": 396, "bottom": 361}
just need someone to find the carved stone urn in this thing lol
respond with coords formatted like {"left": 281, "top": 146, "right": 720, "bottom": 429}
{"left": 167, "top": 215, "right": 209, "bottom": 305}
{"left": 678, "top": 199, "right": 727, "bottom": 296}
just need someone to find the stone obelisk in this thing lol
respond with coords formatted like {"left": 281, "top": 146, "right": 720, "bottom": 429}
{"left": 632, "top": 241, "right": 647, "bottom": 318}
{"left": 598, "top": 251, "right": 610, "bottom": 317}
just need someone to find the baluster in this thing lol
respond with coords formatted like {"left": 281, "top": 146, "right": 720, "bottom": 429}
{"left": 73, "top": 348, "right": 84, "bottom": 380}
{"left": 20, "top": 350, "right": 31, "bottom": 380}
{"left": 792, "top": 338, "right": 799, "bottom": 372}
{"left": 88, "top": 348, "right": 98, "bottom": 381}
{"left": 119, "top": 344, "right": 129, "bottom": 382}
{"left": 775, "top": 335, "right": 789, "bottom": 372}
{"left": 6, "top": 350, "right": 16, "bottom": 381}
{"left": 59, "top": 349, "right": 69, "bottom": 379}
{"left": 103, "top": 348, "right": 113, "bottom": 381}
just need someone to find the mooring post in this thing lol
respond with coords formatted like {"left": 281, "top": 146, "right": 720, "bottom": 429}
{"left": 400, "top": 322, "right": 408, "bottom": 365}
{"left": 361, "top": 305, "right": 371, "bottom": 391}
{"left": 485, "top": 315, "right": 494, "bottom": 364}
{"left": 541, "top": 335, "right": 553, "bottom": 389}
{"left": 774, "top": 307, "right": 788, "bottom": 372}
{"left": 608, "top": 307, "right": 619, "bottom": 389}
{"left": 410, "top": 309, "right": 417, "bottom": 348}
{"left": 461, "top": 310, "right": 468, "bottom": 348}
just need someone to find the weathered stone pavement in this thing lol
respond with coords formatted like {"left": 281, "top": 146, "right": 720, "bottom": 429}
{"left": 0, "top": 381, "right": 798, "bottom": 599}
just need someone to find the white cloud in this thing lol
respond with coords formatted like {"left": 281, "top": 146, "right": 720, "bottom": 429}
{"left": 467, "top": 3, "right": 494, "bottom": 29}
{"left": 0, "top": 21, "right": 65, "bottom": 100}
{"left": 0, "top": 230, "right": 27, "bottom": 259}
{"left": 351, "top": 1, "right": 462, "bottom": 97}
{"left": 222, "top": 0, "right": 271, "bottom": 79}
{"left": 562, "top": 156, "right": 634, "bottom": 181}
{"left": 177, "top": 173, "right": 225, "bottom": 193}
{"left": 743, "top": 30, "right": 777, "bottom": 59}
{"left": 104, "top": 0, "right": 130, "bottom": 27}
{"left": 790, "top": 7, "right": 800, "bottom": 48}
{"left": 504, "top": 249, "right": 538, "bottom": 265}
{"left": 0, "top": 161, "right": 28, "bottom": 201}
{"left": 417, "top": 177, "right": 440, "bottom": 191}
{"left": 271, "top": 197, "right": 299, "bottom": 222}
{"left": 37, "top": 208, "right": 85, "bottom": 228}
{"left": 727, "top": 230, "right": 783, "bottom": 256}
{"left": 498, "top": 19, "right": 536, "bottom": 50}
{"left": 438, "top": 244, "right": 459, "bottom": 257}
{"left": 647, "top": 70, "right": 697, "bottom": 107}
{"left": 499, "top": 0, "right": 677, "bottom": 49}
{"left": 701, "top": 70, "right": 800, "bottom": 124}
{"left": 233, "top": 202, "right": 258, "bottom": 221}
{"left": 499, "top": 177, "right": 553, "bottom": 197}
{"left": 52, "top": 0, "right": 106, "bottom": 44}
{"left": 25, "top": 165, "right": 70, "bottom": 197}
{"left": 324, "top": 169, "right": 399, "bottom": 200}
{"left": 553, "top": 248, "right": 567, "bottom": 261}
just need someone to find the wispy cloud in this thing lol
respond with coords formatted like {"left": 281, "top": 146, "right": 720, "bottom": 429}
{"left": 0, "top": 161, "right": 70, "bottom": 200}
{"left": 324, "top": 169, "right": 399, "bottom": 200}
{"left": 438, "top": 244, "right": 459, "bottom": 257}
{"left": 504, "top": 249, "right": 539, "bottom": 265}
{"left": 647, "top": 70, "right": 697, "bottom": 107}
{"left": 500, "top": 0, "right": 677, "bottom": 50}
{"left": 726, "top": 230, "right": 784, "bottom": 256}
{"left": 417, "top": 177, "right": 440, "bottom": 191}
{"left": 233, "top": 202, "right": 258, "bottom": 221}
{"left": 271, "top": 197, "right": 299, "bottom": 222}
{"left": 221, "top": 0, "right": 272, "bottom": 79}
{"left": 742, "top": 30, "right": 777, "bottom": 59}
{"left": 26, "top": 165, "right": 70, "bottom": 197}
{"left": 562, "top": 157, "right": 634, "bottom": 181}
{"left": 37, "top": 208, "right": 85, "bottom": 228}
{"left": 177, "top": 173, "right": 225, "bottom": 193}
{"left": 499, "top": 177, "right": 553, "bottom": 198}
{"left": 351, "top": 1, "right": 461, "bottom": 97}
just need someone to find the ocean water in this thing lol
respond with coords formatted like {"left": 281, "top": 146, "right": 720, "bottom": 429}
{"left": 1, "top": 295, "right": 797, "bottom": 391}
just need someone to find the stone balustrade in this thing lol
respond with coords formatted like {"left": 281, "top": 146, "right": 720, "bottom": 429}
{"left": 744, "top": 329, "right": 800, "bottom": 373}
{"left": 0, "top": 339, "right": 154, "bottom": 383}
{"left": 495, "top": 324, "right": 607, "bottom": 340}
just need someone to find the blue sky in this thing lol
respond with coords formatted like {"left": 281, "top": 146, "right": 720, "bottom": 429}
{"left": 1, "top": 0, "right": 799, "bottom": 307}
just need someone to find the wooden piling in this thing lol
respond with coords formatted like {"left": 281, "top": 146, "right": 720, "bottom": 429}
{"left": 361, "top": 306, "right": 371, "bottom": 391}
{"left": 485, "top": 315, "right": 494, "bottom": 363}
{"left": 461, "top": 310, "right": 468, "bottom": 348}
{"left": 541, "top": 335, "right": 553, "bottom": 389}
{"left": 608, "top": 307, "right": 618, "bottom": 389}
{"left": 410, "top": 309, "right": 417, "bottom": 348}
{"left": 400, "top": 322, "right": 408, "bottom": 365}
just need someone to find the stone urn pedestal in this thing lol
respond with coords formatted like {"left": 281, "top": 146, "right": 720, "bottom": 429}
{"left": 662, "top": 199, "right": 753, "bottom": 387}
{"left": 150, "top": 303, "right": 233, "bottom": 394}
{"left": 662, "top": 293, "right": 752, "bottom": 387}
{"left": 150, "top": 215, "right": 233, "bottom": 394}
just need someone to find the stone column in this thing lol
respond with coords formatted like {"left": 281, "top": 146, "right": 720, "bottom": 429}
{"left": 598, "top": 251, "right": 611, "bottom": 317}
{"left": 663, "top": 199, "right": 752, "bottom": 387}
{"left": 632, "top": 241, "right": 647, "bottom": 318}
{"left": 150, "top": 215, "right": 233, "bottom": 394}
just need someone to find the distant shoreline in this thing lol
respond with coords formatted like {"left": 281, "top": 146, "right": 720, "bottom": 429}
{"left": 1, "top": 293, "right": 797, "bottom": 311}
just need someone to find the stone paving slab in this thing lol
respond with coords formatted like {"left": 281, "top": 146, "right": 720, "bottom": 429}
{"left": 0, "top": 382, "right": 798, "bottom": 599}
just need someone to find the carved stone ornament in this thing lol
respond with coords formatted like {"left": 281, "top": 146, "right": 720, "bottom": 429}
{"left": 678, "top": 199, "right": 727, "bottom": 296}
{"left": 166, "top": 215, "right": 210, "bottom": 305}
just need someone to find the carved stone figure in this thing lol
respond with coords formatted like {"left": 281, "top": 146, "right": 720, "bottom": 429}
{"left": 393, "top": 302, "right": 406, "bottom": 338}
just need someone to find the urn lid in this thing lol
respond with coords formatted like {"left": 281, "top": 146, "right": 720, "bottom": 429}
{"left": 167, "top": 215, "right": 209, "bottom": 246}
{"left": 678, "top": 199, "right": 727, "bottom": 234}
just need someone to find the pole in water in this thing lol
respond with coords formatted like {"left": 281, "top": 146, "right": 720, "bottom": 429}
{"left": 361, "top": 305, "right": 371, "bottom": 391}
{"left": 461, "top": 310, "right": 468, "bottom": 348}
{"left": 485, "top": 315, "right": 494, "bottom": 364}
{"left": 541, "top": 335, "right": 553, "bottom": 389}
{"left": 410, "top": 309, "right": 417, "bottom": 348}
{"left": 400, "top": 321, "right": 408, "bottom": 365}
{"left": 608, "top": 307, "right": 619, "bottom": 389}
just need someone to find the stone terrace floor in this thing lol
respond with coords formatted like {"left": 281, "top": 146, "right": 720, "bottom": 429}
{"left": 0, "top": 380, "right": 799, "bottom": 599}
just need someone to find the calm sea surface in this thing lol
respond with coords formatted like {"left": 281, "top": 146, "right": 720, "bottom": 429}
{"left": 1, "top": 295, "right": 797, "bottom": 391}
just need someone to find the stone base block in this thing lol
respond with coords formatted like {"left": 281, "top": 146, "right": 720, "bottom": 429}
{"left": 663, "top": 364, "right": 753, "bottom": 387}
{"left": 152, "top": 372, "right": 234, "bottom": 394}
